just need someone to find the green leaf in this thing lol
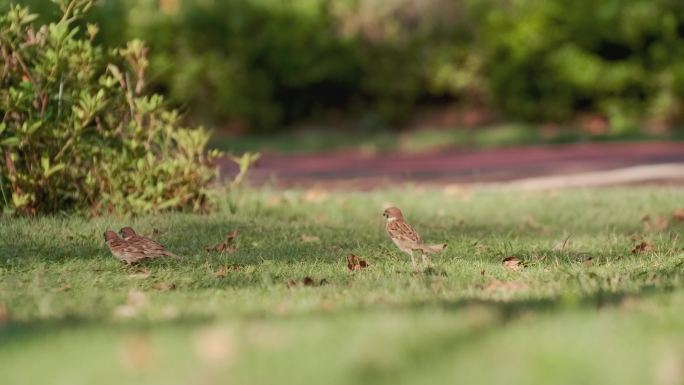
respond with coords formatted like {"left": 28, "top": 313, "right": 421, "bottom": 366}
{"left": 45, "top": 164, "right": 65, "bottom": 178}
{"left": 41, "top": 155, "right": 50, "bottom": 172}
{"left": 0, "top": 137, "right": 20, "bottom": 147}
{"left": 27, "top": 121, "right": 42, "bottom": 135}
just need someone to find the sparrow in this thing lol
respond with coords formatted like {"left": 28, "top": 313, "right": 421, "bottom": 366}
{"left": 119, "top": 226, "right": 181, "bottom": 259}
{"left": 383, "top": 207, "right": 446, "bottom": 270}
{"left": 103, "top": 230, "right": 151, "bottom": 265}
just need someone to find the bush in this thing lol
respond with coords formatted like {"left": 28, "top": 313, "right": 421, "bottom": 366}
{"left": 482, "top": 0, "right": 684, "bottom": 131}
{"left": 6, "top": 0, "right": 684, "bottom": 133}
{"left": 0, "top": 0, "right": 226, "bottom": 215}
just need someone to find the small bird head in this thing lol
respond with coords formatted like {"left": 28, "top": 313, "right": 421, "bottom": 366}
{"left": 119, "top": 227, "right": 136, "bottom": 239}
{"left": 103, "top": 230, "right": 119, "bottom": 242}
{"left": 383, "top": 207, "right": 403, "bottom": 222}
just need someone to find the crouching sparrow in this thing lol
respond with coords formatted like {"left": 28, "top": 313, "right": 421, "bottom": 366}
{"left": 383, "top": 207, "right": 446, "bottom": 270}
{"left": 119, "top": 226, "right": 181, "bottom": 259}
{"left": 104, "top": 230, "right": 150, "bottom": 265}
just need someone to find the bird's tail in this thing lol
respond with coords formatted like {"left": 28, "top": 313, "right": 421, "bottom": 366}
{"left": 163, "top": 251, "right": 183, "bottom": 260}
{"left": 420, "top": 243, "right": 447, "bottom": 254}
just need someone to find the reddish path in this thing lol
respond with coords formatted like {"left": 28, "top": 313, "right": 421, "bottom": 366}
{"left": 219, "top": 141, "right": 684, "bottom": 188}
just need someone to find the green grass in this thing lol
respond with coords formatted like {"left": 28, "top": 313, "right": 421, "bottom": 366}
{"left": 211, "top": 124, "right": 684, "bottom": 154}
{"left": 2, "top": 187, "right": 684, "bottom": 385}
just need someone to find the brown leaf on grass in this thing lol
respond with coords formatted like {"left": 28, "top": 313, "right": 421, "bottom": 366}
{"left": 194, "top": 326, "right": 237, "bottom": 366}
{"left": 151, "top": 282, "right": 176, "bottom": 291}
{"left": 120, "top": 334, "right": 155, "bottom": 372}
{"left": 347, "top": 254, "right": 369, "bottom": 271}
{"left": 128, "top": 268, "right": 151, "bottom": 279}
{"left": 674, "top": 208, "right": 684, "bottom": 223}
{"left": 653, "top": 347, "right": 684, "bottom": 385}
{"left": 51, "top": 284, "right": 72, "bottom": 292}
{"left": 215, "top": 266, "right": 228, "bottom": 278}
{"left": 632, "top": 240, "right": 654, "bottom": 254}
{"left": 113, "top": 290, "right": 148, "bottom": 319}
{"left": 214, "top": 264, "right": 241, "bottom": 278}
{"left": 442, "top": 184, "right": 472, "bottom": 201}
{"left": 303, "top": 188, "right": 329, "bottom": 203}
{"left": 523, "top": 214, "right": 543, "bottom": 230}
{"left": 643, "top": 214, "right": 669, "bottom": 232}
{"left": 287, "top": 277, "right": 326, "bottom": 288}
{"left": 0, "top": 304, "right": 9, "bottom": 324}
{"left": 502, "top": 256, "right": 522, "bottom": 271}
{"left": 300, "top": 234, "right": 320, "bottom": 243}
{"left": 265, "top": 194, "right": 285, "bottom": 207}
{"left": 480, "top": 279, "right": 529, "bottom": 293}
{"left": 205, "top": 231, "right": 239, "bottom": 253}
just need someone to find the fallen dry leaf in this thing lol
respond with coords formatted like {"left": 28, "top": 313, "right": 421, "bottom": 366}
{"left": 194, "top": 326, "right": 237, "bottom": 366}
{"left": 303, "top": 188, "right": 329, "bottom": 203}
{"left": 442, "top": 184, "right": 472, "bottom": 201}
{"left": 151, "top": 282, "right": 176, "bottom": 291}
{"left": 300, "top": 234, "right": 320, "bottom": 243}
{"left": 113, "top": 290, "right": 148, "bottom": 319}
{"left": 51, "top": 284, "right": 72, "bottom": 292}
{"left": 215, "top": 266, "right": 228, "bottom": 278}
{"left": 523, "top": 214, "right": 542, "bottom": 230}
{"left": 347, "top": 254, "right": 369, "bottom": 271}
{"left": 481, "top": 279, "right": 529, "bottom": 293}
{"left": 266, "top": 195, "right": 284, "bottom": 207}
{"left": 674, "top": 208, "right": 684, "bottom": 223}
{"left": 120, "top": 334, "right": 155, "bottom": 372}
{"left": 214, "top": 264, "right": 242, "bottom": 278}
{"left": 643, "top": 214, "right": 669, "bottom": 232}
{"left": 206, "top": 230, "right": 239, "bottom": 253}
{"left": 0, "top": 304, "right": 9, "bottom": 324}
{"left": 502, "top": 256, "right": 522, "bottom": 271}
{"left": 287, "top": 277, "right": 326, "bottom": 288}
{"left": 632, "top": 240, "right": 654, "bottom": 254}
{"left": 653, "top": 347, "right": 684, "bottom": 385}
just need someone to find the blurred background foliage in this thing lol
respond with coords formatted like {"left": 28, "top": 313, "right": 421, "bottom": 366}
{"left": 3, "top": 0, "right": 684, "bottom": 134}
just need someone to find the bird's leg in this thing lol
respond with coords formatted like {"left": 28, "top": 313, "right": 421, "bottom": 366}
{"left": 421, "top": 252, "right": 430, "bottom": 268}
{"left": 409, "top": 251, "right": 418, "bottom": 272}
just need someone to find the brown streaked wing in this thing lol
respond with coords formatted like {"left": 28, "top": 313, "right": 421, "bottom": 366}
{"left": 108, "top": 239, "right": 148, "bottom": 261}
{"left": 128, "top": 237, "right": 166, "bottom": 255}
{"left": 387, "top": 220, "right": 421, "bottom": 244}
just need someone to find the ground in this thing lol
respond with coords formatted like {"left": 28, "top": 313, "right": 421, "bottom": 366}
{"left": 2, "top": 187, "right": 684, "bottom": 385}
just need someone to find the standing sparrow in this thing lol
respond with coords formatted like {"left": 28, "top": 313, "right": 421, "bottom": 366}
{"left": 119, "top": 226, "right": 181, "bottom": 259}
{"left": 383, "top": 207, "right": 446, "bottom": 270}
{"left": 103, "top": 230, "right": 150, "bottom": 265}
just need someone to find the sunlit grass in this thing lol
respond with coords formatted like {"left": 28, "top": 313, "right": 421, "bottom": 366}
{"left": 2, "top": 187, "right": 684, "bottom": 385}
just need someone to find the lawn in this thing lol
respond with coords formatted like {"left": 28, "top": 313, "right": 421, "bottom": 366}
{"left": 2, "top": 186, "right": 684, "bottom": 385}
